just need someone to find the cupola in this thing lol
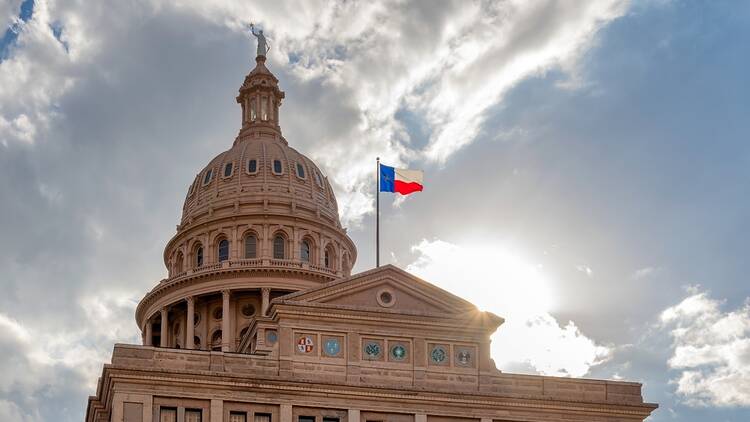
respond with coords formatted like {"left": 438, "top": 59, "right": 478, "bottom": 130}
{"left": 236, "top": 55, "right": 285, "bottom": 136}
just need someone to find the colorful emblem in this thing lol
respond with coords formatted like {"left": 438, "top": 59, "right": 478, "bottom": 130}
{"left": 457, "top": 349, "right": 471, "bottom": 365}
{"left": 297, "top": 335, "right": 314, "bottom": 353}
{"left": 390, "top": 344, "right": 407, "bottom": 361}
{"left": 430, "top": 345, "right": 447, "bottom": 363}
{"left": 364, "top": 341, "right": 381, "bottom": 359}
{"left": 324, "top": 338, "right": 341, "bottom": 356}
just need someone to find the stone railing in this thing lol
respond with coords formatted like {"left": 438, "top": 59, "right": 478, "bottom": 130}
{"left": 163, "top": 258, "right": 338, "bottom": 285}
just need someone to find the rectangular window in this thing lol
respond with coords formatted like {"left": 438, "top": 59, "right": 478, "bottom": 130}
{"left": 248, "top": 159, "right": 257, "bottom": 173}
{"left": 296, "top": 163, "right": 305, "bottom": 179}
{"left": 185, "top": 409, "right": 202, "bottom": 422}
{"left": 229, "top": 412, "right": 247, "bottom": 422}
{"left": 250, "top": 97, "right": 257, "bottom": 121}
{"left": 261, "top": 96, "right": 268, "bottom": 120}
{"left": 244, "top": 236, "right": 257, "bottom": 259}
{"left": 159, "top": 408, "right": 177, "bottom": 422}
{"left": 255, "top": 414, "right": 272, "bottom": 422}
{"left": 298, "top": 417, "right": 315, "bottom": 422}
{"left": 273, "top": 160, "right": 283, "bottom": 174}
{"left": 322, "top": 418, "right": 339, "bottom": 422}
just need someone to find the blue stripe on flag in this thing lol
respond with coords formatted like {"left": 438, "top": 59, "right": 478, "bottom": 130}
{"left": 379, "top": 164, "right": 395, "bottom": 192}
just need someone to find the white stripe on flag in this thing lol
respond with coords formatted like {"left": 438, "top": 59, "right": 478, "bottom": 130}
{"left": 395, "top": 168, "right": 424, "bottom": 184}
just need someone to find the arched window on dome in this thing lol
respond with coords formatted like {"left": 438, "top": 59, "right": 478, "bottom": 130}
{"left": 218, "top": 239, "right": 229, "bottom": 262}
{"left": 202, "top": 169, "right": 213, "bottom": 185}
{"left": 324, "top": 245, "right": 336, "bottom": 270}
{"left": 273, "top": 234, "right": 286, "bottom": 259}
{"left": 244, "top": 234, "right": 257, "bottom": 259}
{"left": 314, "top": 170, "right": 323, "bottom": 188}
{"left": 174, "top": 251, "right": 184, "bottom": 274}
{"left": 211, "top": 330, "right": 222, "bottom": 351}
{"left": 195, "top": 245, "right": 204, "bottom": 267}
{"left": 272, "top": 159, "right": 283, "bottom": 175}
{"left": 223, "top": 162, "right": 233, "bottom": 178}
{"left": 300, "top": 240, "right": 311, "bottom": 263}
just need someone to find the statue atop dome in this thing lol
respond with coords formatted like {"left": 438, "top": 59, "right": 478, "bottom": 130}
{"left": 250, "top": 23, "right": 270, "bottom": 58}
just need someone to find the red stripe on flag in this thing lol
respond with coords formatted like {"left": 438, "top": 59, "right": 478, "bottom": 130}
{"left": 394, "top": 181, "right": 423, "bottom": 195}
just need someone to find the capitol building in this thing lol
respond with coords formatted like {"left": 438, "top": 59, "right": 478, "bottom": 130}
{"left": 86, "top": 44, "right": 657, "bottom": 422}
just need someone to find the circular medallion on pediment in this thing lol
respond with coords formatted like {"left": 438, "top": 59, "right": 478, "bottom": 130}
{"left": 456, "top": 349, "right": 471, "bottom": 366}
{"left": 390, "top": 344, "right": 407, "bottom": 361}
{"left": 296, "top": 335, "right": 314, "bottom": 353}
{"left": 324, "top": 338, "right": 341, "bottom": 357}
{"left": 364, "top": 341, "right": 381, "bottom": 359}
{"left": 430, "top": 345, "right": 447, "bottom": 364}
{"left": 266, "top": 330, "right": 278, "bottom": 345}
{"left": 376, "top": 288, "right": 395, "bottom": 308}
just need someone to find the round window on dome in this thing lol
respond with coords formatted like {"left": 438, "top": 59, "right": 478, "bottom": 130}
{"left": 241, "top": 303, "right": 256, "bottom": 317}
{"left": 212, "top": 307, "right": 223, "bottom": 320}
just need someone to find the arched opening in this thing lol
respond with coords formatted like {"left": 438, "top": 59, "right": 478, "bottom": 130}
{"left": 244, "top": 234, "right": 257, "bottom": 259}
{"left": 325, "top": 245, "right": 336, "bottom": 270}
{"left": 300, "top": 239, "right": 311, "bottom": 262}
{"left": 195, "top": 245, "right": 204, "bottom": 267}
{"left": 218, "top": 238, "right": 229, "bottom": 262}
{"left": 273, "top": 234, "right": 286, "bottom": 259}
{"left": 211, "top": 330, "right": 222, "bottom": 351}
{"left": 174, "top": 251, "right": 184, "bottom": 274}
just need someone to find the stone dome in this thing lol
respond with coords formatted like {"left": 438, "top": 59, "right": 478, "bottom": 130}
{"left": 180, "top": 136, "right": 341, "bottom": 231}
{"left": 135, "top": 55, "right": 357, "bottom": 352}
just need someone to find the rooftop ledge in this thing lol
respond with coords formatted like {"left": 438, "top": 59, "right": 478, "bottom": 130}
{"left": 106, "top": 343, "right": 657, "bottom": 412}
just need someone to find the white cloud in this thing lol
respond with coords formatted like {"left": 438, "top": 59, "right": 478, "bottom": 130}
{"left": 407, "top": 239, "right": 610, "bottom": 377}
{"left": 0, "top": 0, "right": 628, "bottom": 224}
{"left": 660, "top": 289, "right": 750, "bottom": 406}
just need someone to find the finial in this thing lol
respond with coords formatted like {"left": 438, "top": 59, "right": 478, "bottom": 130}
{"left": 249, "top": 23, "right": 270, "bottom": 60}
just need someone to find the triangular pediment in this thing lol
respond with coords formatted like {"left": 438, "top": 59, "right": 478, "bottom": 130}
{"left": 278, "top": 265, "right": 492, "bottom": 319}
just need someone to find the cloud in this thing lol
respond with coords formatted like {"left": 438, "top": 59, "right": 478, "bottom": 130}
{"left": 660, "top": 289, "right": 750, "bottom": 406}
{"left": 0, "top": 0, "right": 629, "bottom": 225}
{"left": 407, "top": 239, "right": 610, "bottom": 377}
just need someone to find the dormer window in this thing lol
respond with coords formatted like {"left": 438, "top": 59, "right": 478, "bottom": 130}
{"left": 296, "top": 163, "right": 306, "bottom": 179}
{"left": 273, "top": 160, "right": 283, "bottom": 175}
{"left": 247, "top": 159, "right": 258, "bottom": 174}
{"left": 202, "top": 169, "right": 213, "bottom": 185}
{"left": 223, "top": 163, "right": 233, "bottom": 178}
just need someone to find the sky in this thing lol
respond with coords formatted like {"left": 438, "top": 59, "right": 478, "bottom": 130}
{"left": 0, "top": 0, "right": 749, "bottom": 420}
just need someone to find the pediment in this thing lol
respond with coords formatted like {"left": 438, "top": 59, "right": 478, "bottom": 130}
{"left": 280, "top": 265, "right": 482, "bottom": 317}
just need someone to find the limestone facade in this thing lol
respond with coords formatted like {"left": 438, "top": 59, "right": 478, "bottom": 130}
{"left": 86, "top": 53, "right": 657, "bottom": 422}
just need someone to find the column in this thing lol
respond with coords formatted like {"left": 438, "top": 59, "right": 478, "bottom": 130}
{"left": 210, "top": 399, "right": 223, "bottom": 422}
{"left": 261, "top": 288, "right": 270, "bottom": 316}
{"left": 231, "top": 226, "right": 238, "bottom": 260}
{"left": 144, "top": 318, "right": 152, "bottom": 346}
{"left": 348, "top": 409, "right": 360, "bottom": 422}
{"left": 160, "top": 308, "right": 168, "bottom": 348}
{"left": 222, "top": 290, "right": 231, "bottom": 352}
{"left": 280, "top": 404, "right": 292, "bottom": 422}
{"left": 186, "top": 297, "right": 195, "bottom": 350}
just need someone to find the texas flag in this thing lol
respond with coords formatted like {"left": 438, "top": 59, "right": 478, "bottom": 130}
{"left": 379, "top": 164, "right": 424, "bottom": 195}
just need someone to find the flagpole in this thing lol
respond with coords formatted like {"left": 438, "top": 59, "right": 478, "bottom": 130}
{"left": 376, "top": 157, "right": 380, "bottom": 268}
